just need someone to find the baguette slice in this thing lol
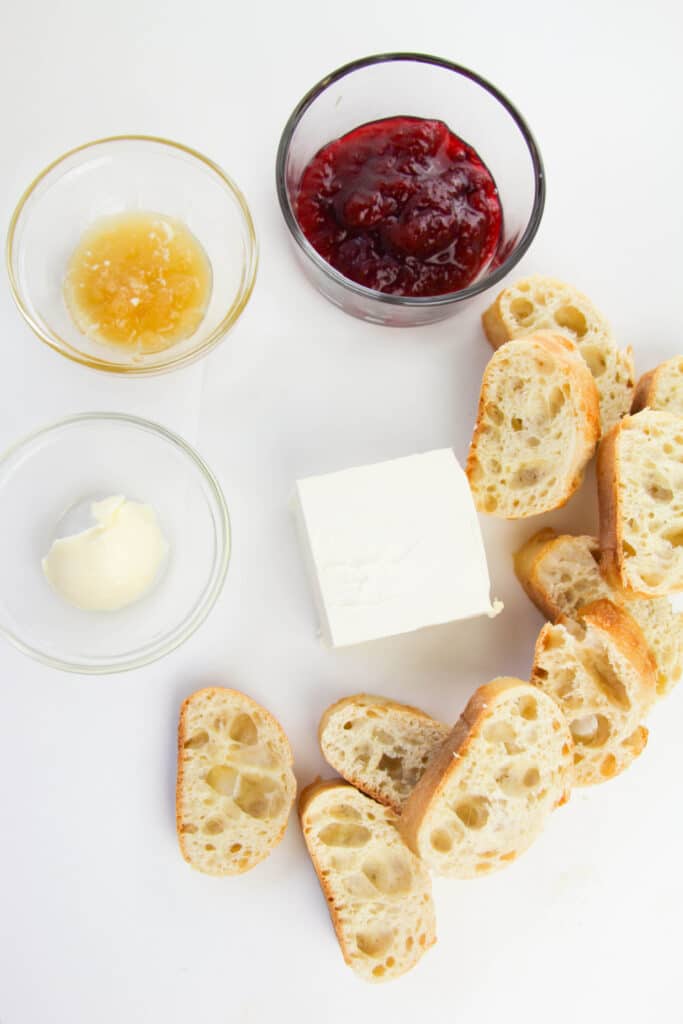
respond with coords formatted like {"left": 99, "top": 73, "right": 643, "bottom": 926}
{"left": 598, "top": 409, "right": 683, "bottom": 597}
{"left": 299, "top": 780, "right": 436, "bottom": 983}
{"left": 399, "top": 678, "right": 573, "bottom": 879}
{"left": 319, "top": 695, "right": 450, "bottom": 813}
{"left": 515, "top": 528, "right": 683, "bottom": 696}
{"left": 632, "top": 356, "right": 683, "bottom": 416}
{"left": 482, "top": 275, "right": 635, "bottom": 434}
{"left": 466, "top": 332, "right": 600, "bottom": 518}
{"left": 177, "top": 687, "right": 296, "bottom": 875}
{"left": 531, "top": 600, "right": 656, "bottom": 786}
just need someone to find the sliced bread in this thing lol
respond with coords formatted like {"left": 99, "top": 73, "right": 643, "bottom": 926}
{"left": 515, "top": 528, "right": 682, "bottom": 696}
{"left": 481, "top": 274, "right": 634, "bottom": 434}
{"left": 399, "top": 678, "right": 573, "bottom": 879}
{"left": 598, "top": 409, "right": 683, "bottom": 597}
{"left": 176, "top": 687, "right": 296, "bottom": 875}
{"left": 531, "top": 600, "right": 656, "bottom": 786}
{"left": 466, "top": 332, "right": 600, "bottom": 518}
{"left": 632, "top": 356, "right": 683, "bottom": 416}
{"left": 319, "top": 695, "right": 450, "bottom": 813}
{"left": 514, "top": 529, "right": 612, "bottom": 617}
{"left": 299, "top": 779, "right": 436, "bottom": 983}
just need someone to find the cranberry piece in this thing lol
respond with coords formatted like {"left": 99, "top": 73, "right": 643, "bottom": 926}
{"left": 295, "top": 116, "right": 502, "bottom": 297}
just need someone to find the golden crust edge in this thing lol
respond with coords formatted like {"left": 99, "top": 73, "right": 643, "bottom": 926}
{"left": 318, "top": 694, "right": 447, "bottom": 814}
{"left": 176, "top": 686, "right": 296, "bottom": 876}
{"left": 399, "top": 677, "right": 573, "bottom": 856}
{"left": 298, "top": 779, "right": 436, "bottom": 982}
{"left": 466, "top": 333, "right": 600, "bottom": 518}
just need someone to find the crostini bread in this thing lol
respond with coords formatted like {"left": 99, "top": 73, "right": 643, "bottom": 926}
{"left": 319, "top": 695, "right": 449, "bottom": 813}
{"left": 466, "top": 332, "right": 600, "bottom": 518}
{"left": 399, "top": 678, "right": 573, "bottom": 879}
{"left": 531, "top": 600, "right": 656, "bottom": 786}
{"left": 176, "top": 688, "right": 296, "bottom": 875}
{"left": 632, "top": 356, "right": 683, "bottom": 416}
{"left": 481, "top": 275, "right": 634, "bottom": 434}
{"left": 515, "top": 528, "right": 683, "bottom": 696}
{"left": 598, "top": 409, "right": 683, "bottom": 597}
{"left": 299, "top": 780, "right": 436, "bottom": 983}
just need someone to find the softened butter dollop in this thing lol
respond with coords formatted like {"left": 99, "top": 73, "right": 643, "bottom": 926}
{"left": 42, "top": 495, "right": 169, "bottom": 611}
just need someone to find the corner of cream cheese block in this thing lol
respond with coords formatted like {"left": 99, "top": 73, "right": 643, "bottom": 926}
{"left": 293, "top": 448, "right": 500, "bottom": 647}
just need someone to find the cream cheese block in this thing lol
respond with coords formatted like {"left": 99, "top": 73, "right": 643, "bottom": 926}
{"left": 293, "top": 449, "right": 501, "bottom": 647}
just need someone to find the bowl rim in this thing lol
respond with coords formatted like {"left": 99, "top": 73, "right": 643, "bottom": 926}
{"left": 0, "top": 411, "right": 231, "bottom": 674}
{"left": 275, "top": 51, "right": 546, "bottom": 308}
{"left": 6, "top": 134, "right": 259, "bottom": 375}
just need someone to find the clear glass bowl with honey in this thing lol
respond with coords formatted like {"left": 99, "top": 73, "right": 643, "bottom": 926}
{"left": 7, "top": 136, "right": 258, "bottom": 374}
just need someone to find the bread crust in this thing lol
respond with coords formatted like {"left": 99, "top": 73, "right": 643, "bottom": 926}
{"left": 577, "top": 599, "right": 658, "bottom": 686}
{"left": 318, "top": 694, "right": 447, "bottom": 813}
{"left": 176, "top": 686, "right": 296, "bottom": 875}
{"left": 481, "top": 295, "right": 512, "bottom": 349}
{"left": 631, "top": 369, "right": 656, "bottom": 414}
{"left": 481, "top": 276, "right": 634, "bottom": 436}
{"left": 299, "top": 779, "right": 436, "bottom": 981}
{"left": 631, "top": 360, "right": 683, "bottom": 415}
{"left": 467, "top": 332, "right": 600, "bottom": 518}
{"left": 598, "top": 412, "right": 683, "bottom": 597}
{"left": 481, "top": 277, "right": 605, "bottom": 352}
{"left": 299, "top": 780, "right": 367, "bottom": 974}
{"left": 318, "top": 693, "right": 440, "bottom": 746}
{"left": 513, "top": 527, "right": 569, "bottom": 618}
{"left": 597, "top": 419, "right": 629, "bottom": 593}
{"left": 399, "top": 677, "right": 572, "bottom": 859}
{"left": 298, "top": 776, "right": 343, "bottom": 816}
{"left": 532, "top": 599, "right": 656, "bottom": 785}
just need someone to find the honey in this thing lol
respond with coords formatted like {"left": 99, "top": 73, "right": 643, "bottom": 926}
{"left": 63, "top": 211, "right": 212, "bottom": 354}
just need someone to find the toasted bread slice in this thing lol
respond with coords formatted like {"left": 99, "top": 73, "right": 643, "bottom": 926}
{"left": 598, "top": 409, "right": 683, "bottom": 597}
{"left": 632, "top": 356, "right": 683, "bottom": 416}
{"left": 482, "top": 275, "right": 634, "bottom": 434}
{"left": 466, "top": 332, "right": 600, "bottom": 518}
{"left": 299, "top": 780, "right": 436, "bottom": 983}
{"left": 319, "top": 695, "right": 450, "bottom": 813}
{"left": 515, "top": 528, "right": 682, "bottom": 696}
{"left": 176, "top": 688, "right": 296, "bottom": 875}
{"left": 531, "top": 600, "right": 656, "bottom": 786}
{"left": 399, "top": 678, "right": 573, "bottom": 879}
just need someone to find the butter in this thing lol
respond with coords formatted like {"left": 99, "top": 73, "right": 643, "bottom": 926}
{"left": 42, "top": 495, "right": 168, "bottom": 611}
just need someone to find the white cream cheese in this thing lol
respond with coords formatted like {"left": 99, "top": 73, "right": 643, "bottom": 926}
{"left": 42, "top": 495, "right": 169, "bottom": 611}
{"left": 294, "top": 449, "right": 502, "bottom": 647}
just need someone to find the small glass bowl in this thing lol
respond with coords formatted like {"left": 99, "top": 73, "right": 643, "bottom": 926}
{"left": 276, "top": 53, "right": 545, "bottom": 327}
{"left": 7, "top": 136, "right": 258, "bottom": 374}
{"left": 0, "top": 413, "right": 230, "bottom": 673}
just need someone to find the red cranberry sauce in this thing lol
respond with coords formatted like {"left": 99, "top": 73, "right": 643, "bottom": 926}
{"left": 294, "top": 116, "right": 502, "bottom": 298}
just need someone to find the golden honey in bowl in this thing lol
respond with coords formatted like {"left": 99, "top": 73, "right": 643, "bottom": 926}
{"left": 63, "top": 211, "right": 212, "bottom": 354}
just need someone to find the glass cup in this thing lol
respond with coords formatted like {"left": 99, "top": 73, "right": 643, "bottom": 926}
{"left": 0, "top": 413, "right": 230, "bottom": 672}
{"left": 276, "top": 53, "right": 545, "bottom": 327}
{"left": 7, "top": 136, "right": 258, "bottom": 374}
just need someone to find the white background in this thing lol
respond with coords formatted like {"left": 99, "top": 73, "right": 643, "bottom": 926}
{"left": 1, "top": 1, "right": 682, "bottom": 1021}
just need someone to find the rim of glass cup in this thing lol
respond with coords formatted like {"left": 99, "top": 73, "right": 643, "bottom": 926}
{"left": 0, "top": 412, "right": 231, "bottom": 674}
{"left": 6, "top": 135, "right": 259, "bottom": 375}
{"left": 276, "top": 52, "right": 546, "bottom": 309}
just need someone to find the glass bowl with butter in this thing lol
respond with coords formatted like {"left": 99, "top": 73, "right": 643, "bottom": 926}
{"left": 6, "top": 136, "right": 258, "bottom": 374}
{"left": 0, "top": 413, "right": 230, "bottom": 673}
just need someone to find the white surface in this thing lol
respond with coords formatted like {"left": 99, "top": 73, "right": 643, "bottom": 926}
{"left": 295, "top": 449, "right": 497, "bottom": 646}
{"left": 0, "top": 2, "right": 681, "bottom": 1022}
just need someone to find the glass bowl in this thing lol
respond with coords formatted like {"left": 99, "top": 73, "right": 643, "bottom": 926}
{"left": 276, "top": 53, "right": 545, "bottom": 327}
{"left": 7, "top": 136, "right": 258, "bottom": 374}
{"left": 0, "top": 413, "right": 230, "bottom": 673}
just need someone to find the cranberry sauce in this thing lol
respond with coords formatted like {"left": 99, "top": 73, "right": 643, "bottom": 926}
{"left": 295, "top": 116, "right": 502, "bottom": 298}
